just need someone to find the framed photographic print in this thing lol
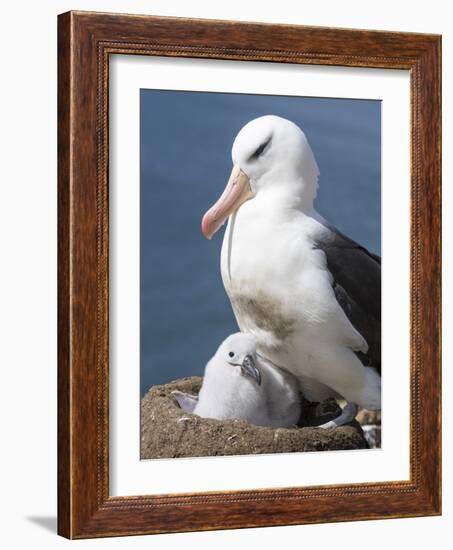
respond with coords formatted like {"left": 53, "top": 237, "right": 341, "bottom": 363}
{"left": 58, "top": 11, "right": 441, "bottom": 538}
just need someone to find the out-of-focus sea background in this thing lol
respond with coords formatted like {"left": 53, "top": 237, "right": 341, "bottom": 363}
{"left": 140, "top": 90, "right": 381, "bottom": 396}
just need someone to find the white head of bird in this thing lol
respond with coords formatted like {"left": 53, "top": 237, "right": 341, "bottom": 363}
{"left": 201, "top": 115, "right": 319, "bottom": 239}
{"left": 208, "top": 332, "right": 261, "bottom": 386}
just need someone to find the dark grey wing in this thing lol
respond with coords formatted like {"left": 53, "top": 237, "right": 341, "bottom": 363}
{"left": 314, "top": 224, "right": 381, "bottom": 374}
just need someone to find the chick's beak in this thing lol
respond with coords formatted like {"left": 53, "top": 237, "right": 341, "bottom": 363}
{"left": 240, "top": 354, "right": 261, "bottom": 386}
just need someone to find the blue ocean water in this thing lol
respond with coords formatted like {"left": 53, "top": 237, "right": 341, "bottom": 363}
{"left": 140, "top": 90, "right": 381, "bottom": 396}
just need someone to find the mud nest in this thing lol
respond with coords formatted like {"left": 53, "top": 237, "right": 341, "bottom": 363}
{"left": 141, "top": 376, "right": 368, "bottom": 459}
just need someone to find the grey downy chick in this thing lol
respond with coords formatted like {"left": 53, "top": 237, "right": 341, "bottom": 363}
{"left": 172, "top": 332, "right": 301, "bottom": 428}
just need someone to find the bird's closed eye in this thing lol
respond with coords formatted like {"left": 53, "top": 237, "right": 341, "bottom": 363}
{"left": 249, "top": 136, "right": 272, "bottom": 161}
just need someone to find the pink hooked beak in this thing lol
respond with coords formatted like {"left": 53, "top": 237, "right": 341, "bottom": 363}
{"left": 201, "top": 165, "right": 254, "bottom": 239}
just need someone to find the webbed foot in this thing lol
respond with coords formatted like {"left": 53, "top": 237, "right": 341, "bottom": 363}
{"left": 171, "top": 390, "right": 199, "bottom": 414}
{"left": 318, "top": 402, "right": 358, "bottom": 429}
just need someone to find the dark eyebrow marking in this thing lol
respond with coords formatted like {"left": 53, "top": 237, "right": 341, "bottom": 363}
{"left": 249, "top": 135, "right": 272, "bottom": 161}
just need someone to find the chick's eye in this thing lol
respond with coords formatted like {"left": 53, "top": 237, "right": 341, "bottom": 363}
{"left": 228, "top": 351, "right": 235, "bottom": 358}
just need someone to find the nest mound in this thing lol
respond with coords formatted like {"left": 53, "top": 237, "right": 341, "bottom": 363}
{"left": 141, "top": 376, "right": 368, "bottom": 459}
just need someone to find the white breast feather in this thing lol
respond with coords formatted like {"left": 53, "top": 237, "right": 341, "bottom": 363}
{"left": 220, "top": 197, "right": 368, "bottom": 398}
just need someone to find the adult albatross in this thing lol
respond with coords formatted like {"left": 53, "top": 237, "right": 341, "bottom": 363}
{"left": 201, "top": 115, "right": 381, "bottom": 428}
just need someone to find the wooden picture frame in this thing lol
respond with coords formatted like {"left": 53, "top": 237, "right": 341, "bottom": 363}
{"left": 58, "top": 10, "right": 441, "bottom": 539}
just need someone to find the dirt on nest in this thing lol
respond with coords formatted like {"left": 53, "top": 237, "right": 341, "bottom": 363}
{"left": 141, "top": 377, "right": 368, "bottom": 459}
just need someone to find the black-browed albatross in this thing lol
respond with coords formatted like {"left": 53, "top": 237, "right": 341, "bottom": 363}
{"left": 201, "top": 115, "right": 381, "bottom": 428}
